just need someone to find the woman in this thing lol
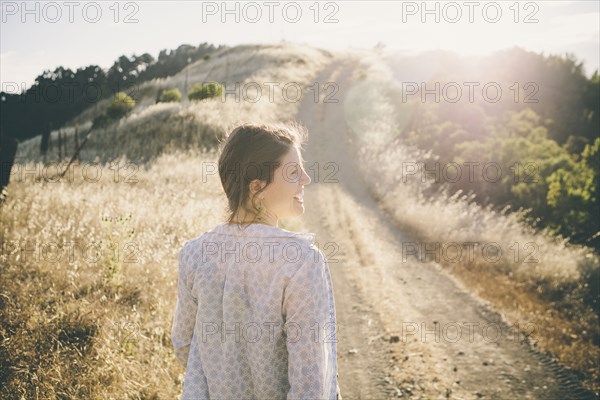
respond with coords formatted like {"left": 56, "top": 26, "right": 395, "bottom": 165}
{"left": 171, "top": 122, "right": 342, "bottom": 399}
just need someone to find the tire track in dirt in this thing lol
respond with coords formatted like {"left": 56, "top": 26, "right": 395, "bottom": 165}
{"left": 295, "top": 57, "right": 598, "bottom": 400}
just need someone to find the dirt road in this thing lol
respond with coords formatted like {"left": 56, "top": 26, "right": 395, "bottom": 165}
{"left": 295, "top": 58, "right": 597, "bottom": 400}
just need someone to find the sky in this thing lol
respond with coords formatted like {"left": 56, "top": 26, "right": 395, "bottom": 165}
{"left": 1, "top": 0, "right": 599, "bottom": 92}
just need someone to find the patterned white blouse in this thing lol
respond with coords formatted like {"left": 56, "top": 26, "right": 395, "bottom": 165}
{"left": 171, "top": 222, "right": 341, "bottom": 400}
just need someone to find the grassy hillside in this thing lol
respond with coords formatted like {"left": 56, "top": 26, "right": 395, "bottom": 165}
{"left": 14, "top": 43, "right": 335, "bottom": 164}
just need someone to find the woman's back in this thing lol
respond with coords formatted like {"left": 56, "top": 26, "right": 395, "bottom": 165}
{"left": 171, "top": 222, "right": 339, "bottom": 400}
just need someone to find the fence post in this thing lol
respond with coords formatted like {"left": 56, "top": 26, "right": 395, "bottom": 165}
{"left": 64, "top": 129, "right": 68, "bottom": 160}
{"left": 58, "top": 129, "right": 62, "bottom": 160}
{"left": 75, "top": 125, "right": 80, "bottom": 161}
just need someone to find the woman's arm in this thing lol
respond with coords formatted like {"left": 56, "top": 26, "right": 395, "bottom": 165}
{"left": 171, "top": 242, "right": 198, "bottom": 369}
{"left": 283, "top": 246, "right": 338, "bottom": 400}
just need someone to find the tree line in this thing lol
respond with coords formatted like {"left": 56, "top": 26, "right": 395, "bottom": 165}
{"left": 387, "top": 47, "right": 599, "bottom": 251}
{"left": 0, "top": 42, "right": 223, "bottom": 143}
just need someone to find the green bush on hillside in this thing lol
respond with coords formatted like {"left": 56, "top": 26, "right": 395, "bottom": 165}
{"left": 188, "top": 82, "right": 223, "bottom": 101}
{"left": 91, "top": 92, "right": 136, "bottom": 130}
{"left": 106, "top": 92, "right": 136, "bottom": 119}
{"left": 157, "top": 88, "right": 182, "bottom": 103}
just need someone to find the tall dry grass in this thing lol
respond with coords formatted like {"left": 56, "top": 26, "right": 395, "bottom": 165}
{"left": 1, "top": 42, "right": 334, "bottom": 398}
{"left": 345, "top": 53, "right": 600, "bottom": 392}
{"left": 1, "top": 149, "right": 231, "bottom": 398}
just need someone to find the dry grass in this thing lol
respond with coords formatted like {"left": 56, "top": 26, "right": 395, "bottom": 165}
{"left": 2, "top": 42, "right": 334, "bottom": 399}
{"left": 1, "top": 149, "right": 222, "bottom": 399}
{"left": 346, "top": 53, "right": 600, "bottom": 394}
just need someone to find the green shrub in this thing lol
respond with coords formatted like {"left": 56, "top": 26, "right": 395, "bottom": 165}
{"left": 158, "top": 88, "right": 182, "bottom": 103}
{"left": 188, "top": 82, "right": 223, "bottom": 101}
{"left": 106, "top": 92, "right": 135, "bottom": 119}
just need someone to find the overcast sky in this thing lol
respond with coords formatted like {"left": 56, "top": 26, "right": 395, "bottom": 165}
{"left": 1, "top": 0, "right": 599, "bottom": 92}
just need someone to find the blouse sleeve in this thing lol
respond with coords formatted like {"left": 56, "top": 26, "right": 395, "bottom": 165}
{"left": 283, "top": 246, "right": 337, "bottom": 400}
{"left": 171, "top": 242, "right": 198, "bottom": 368}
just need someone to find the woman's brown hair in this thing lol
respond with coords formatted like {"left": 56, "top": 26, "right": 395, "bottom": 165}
{"left": 217, "top": 121, "right": 308, "bottom": 226}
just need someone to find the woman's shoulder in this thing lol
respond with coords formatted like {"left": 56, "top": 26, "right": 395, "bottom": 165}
{"left": 178, "top": 231, "right": 211, "bottom": 258}
{"left": 180, "top": 224, "right": 226, "bottom": 248}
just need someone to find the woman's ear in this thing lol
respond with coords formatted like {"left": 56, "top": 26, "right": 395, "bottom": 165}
{"left": 248, "top": 179, "right": 266, "bottom": 198}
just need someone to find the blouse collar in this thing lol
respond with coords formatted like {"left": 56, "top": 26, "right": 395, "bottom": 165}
{"left": 210, "top": 222, "right": 316, "bottom": 245}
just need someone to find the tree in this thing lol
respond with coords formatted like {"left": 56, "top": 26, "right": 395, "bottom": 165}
{"left": 547, "top": 138, "right": 600, "bottom": 246}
